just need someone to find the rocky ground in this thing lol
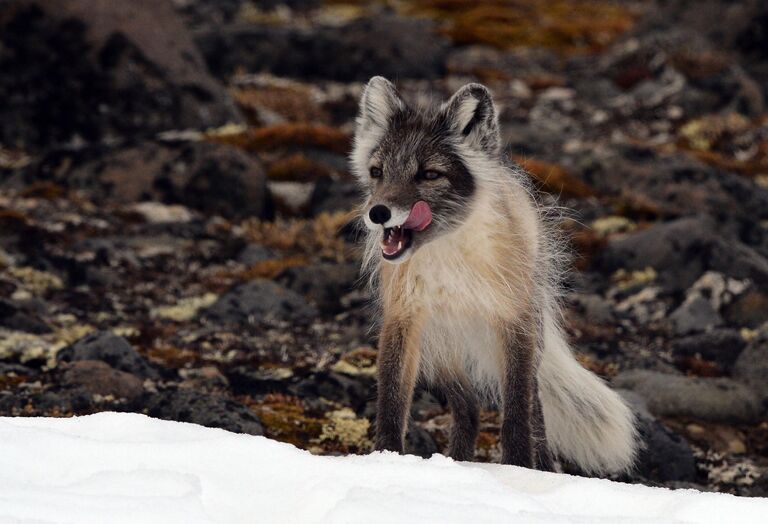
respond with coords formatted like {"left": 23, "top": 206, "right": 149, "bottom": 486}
{"left": 1, "top": 0, "right": 768, "bottom": 496}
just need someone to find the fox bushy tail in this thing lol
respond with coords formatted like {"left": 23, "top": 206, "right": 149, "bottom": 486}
{"left": 538, "top": 309, "right": 638, "bottom": 474}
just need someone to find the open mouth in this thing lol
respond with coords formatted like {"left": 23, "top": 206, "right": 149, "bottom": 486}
{"left": 381, "top": 225, "right": 414, "bottom": 260}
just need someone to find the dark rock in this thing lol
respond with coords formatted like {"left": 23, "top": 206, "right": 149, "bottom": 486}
{"left": 614, "top": 369, "right": 761, "bottom": 423}
{"left": 237, "top": 244, "right": 277, "bottom": 266}
{"left": 597, "top": 216, "right": 768, "bottom": 293}
{"left": 226, "top": 366, "right": 293, "bottom": 396}
{"left": 277, "top": 263, "right": 359, "bottom": 313}
{"left": 669, "top": 295, "right": 723, "bottom": 335}
{"left": 579, "top": 147, "right": 768, "bottom": 224}
{"left": 145, "top": 388, "right": 263, "bottom": 436}
{"left": 205, "top": 279, "right": 318, "bottom": 324}
{"left": 196, "top": 14, "right": 448, "bottom": 82}
{"left": 57, "top": 331, "right": 159, "bottom": 380}
{"left": 406, "top": 426, "right": 440, "bottom": 459}
{"left": 621, "top": 391, "right": 698, "bottom": 482}
{"left": 0, "top": 0, "right": 241, "bottom": 151}
{"left": 290, "top": 372, "right": 373, "bottom": 414}
{"left": 670, "top": 329, "right": 747, "bottom": 370}
{"left": 569, "top": 293, "right": 615, "bottom": 325}
{"left": 309, "top": 180, "right": 361, "bottom": 216}
{"left": 733, "top": 332, "right": 768, "bottom": 410}
{"left": 0, "top": 299, "right": 51, "bottom": 334}
{"left": 61, "top": 360, "right": 144, "bottom": 403}
{"left": 723, "top": 290, "right": 768, "bottom": 329}
{"left": 8, "top": 141, "right": 270, "bottom": 219}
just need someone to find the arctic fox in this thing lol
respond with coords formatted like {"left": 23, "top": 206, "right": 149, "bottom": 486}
{"left": 351, "top": 77, "right": 637, "bottom": 473}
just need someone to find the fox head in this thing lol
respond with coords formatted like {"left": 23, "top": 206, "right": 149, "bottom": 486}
{"left": 351, "top": 77, "right": 501, "bottom": 264}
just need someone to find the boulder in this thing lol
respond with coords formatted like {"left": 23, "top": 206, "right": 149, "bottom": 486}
{"left": 614, "top": 369, "right": 762, "bottom": 423}
{"left": 204, "top": 279, "right": 318, "bottom": 324}
{"left": 0, "top": 0, "right": 241, "bottom": 151}
{"left": 57, "top": 331, "right": 159, "bottom": 380}
{"left": 61, "top": 360, "right": 144, "bottom": 402}
{"left": 146, "top": 388, "right": 263, "bottom": 436}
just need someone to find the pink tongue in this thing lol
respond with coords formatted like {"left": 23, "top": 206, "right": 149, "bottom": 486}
{"left": 403, "top": 201, "right": 432, "bottom": 232}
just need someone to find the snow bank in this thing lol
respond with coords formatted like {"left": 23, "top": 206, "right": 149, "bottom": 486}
{"left": 0, "top": 412, "right": 765, "bottom": 524}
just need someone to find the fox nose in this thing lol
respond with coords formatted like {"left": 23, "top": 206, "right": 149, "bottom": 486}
{"left": 369, "top": 205, "right": 391, "bottom": 225}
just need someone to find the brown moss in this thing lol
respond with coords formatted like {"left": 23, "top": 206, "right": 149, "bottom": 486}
{"left": 266, "top": 153, "right": 337, "bottom": 182}
{"left": 247, "top": 394, "right": 324, "bottom": 447}
{"left": 241, "top": 211, "right": 356, "bottom": 262}
{"left": 407, "top": 0, "right": 635, "bottom": 55}
{"left": 514, "top": 156, "right": 596, "bottom": 198}
{"left": 145, "top": 346, "right": 199, "bottom": 369}
{"left": 18, "top": 181, "right": 65, "bottom": 200}
{"left": 241, "top": 255, "right": 309, "bottom": 280}
{"left": 232, "top": 85, "right": 328, "bottom": 124}
{"left": 207, "top": 123, "right": 351, "bottom": 155}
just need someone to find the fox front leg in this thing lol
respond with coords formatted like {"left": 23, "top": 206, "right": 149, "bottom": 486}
{"left": 374, "top": 317, "right": 421, "bottom": 453}
{"left": 500, "top": 323, "right": 538, "bottom": 468}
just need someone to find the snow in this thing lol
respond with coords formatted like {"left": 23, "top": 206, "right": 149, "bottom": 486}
{"left": 0, "top": 413, "right": 765, "bottom": 524}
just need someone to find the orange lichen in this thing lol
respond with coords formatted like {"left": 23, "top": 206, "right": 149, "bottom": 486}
{"left": 514, "top": 156, "right": 596, "bottom": 198}
{"left": 241, "top": 255, "right": 309, "bottom": 280}
{"left": 266, "top": 153, "right": 337, "bottom": 182}
{"left": 232, "top": 85, "right": 328, "bottom": 124}
{"left": 207, "top": 123, "right": 351, "bottom": 155}
{"left": 406, "top": 0, "right": 636, "bottom": 55}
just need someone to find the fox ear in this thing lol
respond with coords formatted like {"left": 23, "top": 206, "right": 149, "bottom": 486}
{"left": 442, "top": 84, "right": 500, "bottom": 154}
{"left": 357, "top": 76, "right": 405, "bottom": 132}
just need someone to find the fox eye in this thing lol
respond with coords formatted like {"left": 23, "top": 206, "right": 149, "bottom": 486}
{"left": 420, "top": 170, "right": 442, "bottom": 181}
{"left": 369, "top": 166, "right": 382, "bottom": 179}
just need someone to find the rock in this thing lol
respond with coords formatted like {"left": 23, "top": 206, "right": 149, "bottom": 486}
{"left": 277, "top": 263, "right": 359, "bottom": 313}
{"left": 57, "top": 331, "right": 159, "bottom": 380}
{"left": 733, "top": 333, "right": 768, "bottom": 410}
{"left": 204, "top": 279, "right": 318, "bottom": 324}
{"left": 569, "top": 293, "right": 615, "bottom": 325}
{"left": 226, "top": 366, "right": 294, "bottom": 396}
{"left": 0, "top": 299, "right": 51, "bottom": 334}
{"left": 597, "top": 216, "right": 768, "bottom": 293}
{"left": 0, "top": 0, "right": 241, "bottom": 151}
{"left": 196, "top": 14, "right": 448, "bottom": 82}
{"left": 669, "top": 295, "right": 723, "bottom": 335}
{"left": 614, "top": 369, "right": 762, "bottom": 423}
{"left": 670, "top": 329, "right": 747, "bottom": 370}
{"left": 9, "top": 141, "right": 271, "bottom": 219}
{"left": 61, "top": 360, "right": 144, "bottom": 402}
{"left": 723, "top": 290, "right": 768, "bottom": 329}
{"left": 237, "top": 244, "right": 277, "bottom": 266}
{"left": 579, "top": 147, "right": 768, "bottom": 225}
{"left": 406, "top": 426, "right": 440, "bottom": 459}
{"left": 620, "top": 391, "right": 698, "bottom": 482}
{"left": 129, "top": 202, "right": 194, "bottom": 224}
{"left": 290, "top": 372, "right": 373, "bottom": 414}
{"left": 145, "top": 388, "right": 263, "bottom": 436}
{"left": 309, "top": 180, "right": 360, "bottom": 216}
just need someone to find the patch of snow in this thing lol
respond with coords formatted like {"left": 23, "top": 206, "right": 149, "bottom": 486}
{"left": 0, "top": 412, "right": 765, "bottom": 523}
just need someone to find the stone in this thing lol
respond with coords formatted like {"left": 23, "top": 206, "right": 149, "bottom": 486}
{"left": 0, "top": 0, "right": 241, "bottom": 151}
{"left": 620, "top": 391, "right": 698, "bottom": 482}
{"left": 9, "top": 141, "right": 271, "bottom": 219}
{"left": 733, "top": 333, "right": 768, "bottom": 410}
{"left": 204, "top": 279, "right": 318, "bottom": 324}
{"left": 57, "top": 331, "right": 159, "bottom": 380}
{"left": 597, "top": 216, "right": 768, "bottom": 293}
{"left": 277, "top": 263, "right": 359, "bottom": 313}
{"left": 145, "top": 388, "right": 263, "bottom": 436}
{"left": 61, "top": 360, "right": 144, "bottom": 403}
{"left": 669, "top": 295, "right": 723, "bottom": 335}
{"left": 614, "top": 369, "right": 762, "bottom": 423}
{"left": 670, "top": 329, "right": 747, "bottom": 370}
{"left": 0, "top": 299, "right": 51, "bottom": 334}
{"left": 195, "top": 14, "right": 448, "bottom": 82}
